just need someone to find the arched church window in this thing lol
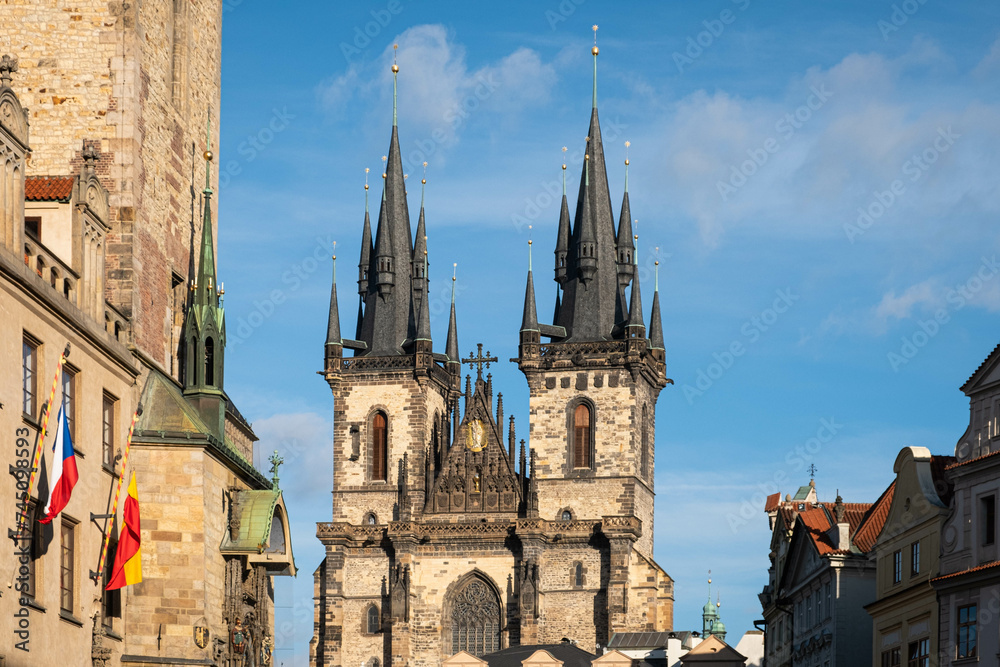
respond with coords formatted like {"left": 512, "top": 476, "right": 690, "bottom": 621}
{"left": 265, "top": 511, "right": 285, "bottom": 554}
{"left": 450, "top": 578, "right": 501, "bottom": 656}
{"left": 204, "top": 337, "right": 214, "bottom": 385}
{"left": 572, "top": 403, "right": 592, "bottom": 469}
{"left": 561, "top": 510, "right": 572, "bottom": 521}
{"left": 574, "top": 562, "right": 584, "bottom": 587}
{"left": 365, "top": 513, "right": 377, "bottom": 526}
{"left": 366, "top": 604, "right": 380, "bottom": 634}
{"left": 371, "top": 412, "right": 388, "bottom": 481}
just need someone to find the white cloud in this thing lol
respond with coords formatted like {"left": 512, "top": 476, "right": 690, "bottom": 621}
{"left": 973, "top": 34, "right": 1000, "bottom": 78}
{"left": 872, "top": 279, "right": 942, "bottom": 330}
{"left": 319, "top": 25, "right": 556, "bottom": 153}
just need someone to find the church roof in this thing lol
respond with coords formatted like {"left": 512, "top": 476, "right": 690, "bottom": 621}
{"left": 483, "top": 643, "right": 595, "bottom": 667}
{"left": 680, "top": 635, "right": 746, "bottom": 663}
{"left": 607, "top": 631, "right": 674, "bottom": 649}
{"left": 219, "top": 488, "right": 296, "bottom": 576}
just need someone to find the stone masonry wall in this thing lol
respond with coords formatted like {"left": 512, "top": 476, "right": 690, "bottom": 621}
{"left": 8, "top": 0, "right": 222, "bottom": 377}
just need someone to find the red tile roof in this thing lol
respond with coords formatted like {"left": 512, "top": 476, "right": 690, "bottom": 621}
{"left": 25, "top": 176, "right": 74, "bottom": 201}
{"left": 852, "top": 482, "right": 895, "bottom": 553}
{"left": 765, "top": 493, "right": 780, "bottom": 512}
{"left": 797, "top": 503, "right": 872, "bottom": 556}
{"left": 931, "top": 559, "right": 1000, "bottom": 583}
{"left": 946, "top": 448, "right": 1000, "bottom": 471}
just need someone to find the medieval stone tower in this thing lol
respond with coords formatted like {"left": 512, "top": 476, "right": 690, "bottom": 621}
{"left": 313, "top": 41, "right": 673, "bottom": 667}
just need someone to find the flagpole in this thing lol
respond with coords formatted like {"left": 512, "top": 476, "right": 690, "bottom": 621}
{"left": 93, "top": 403, "right": 141, "bottom": 584}
{"left": 13, "top": 344, "right": 70, "bottom": 542}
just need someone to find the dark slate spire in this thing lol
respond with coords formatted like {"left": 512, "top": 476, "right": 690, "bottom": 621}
{"left": 326, "top": 252, "right": 342, "bottom": 346}
{"left": 615, "top": 145, "right": 635, "bottom": 327}
{"left": 649, "top": 260, "right": 665, "bottom": 351}
{"left": 626, "top": 243, "right": 644, "bottom": 333}
{"left": 554, "top": 33, "right": 620, "bottom": 342}
{"left": 446, "top": 265, "right": 460, "bottom": 377}
{"left": 554, "top": 153, "right": 570, "bottom": 286}
{"left": 357, "top": 56, "right": 414, "bottom": 356}
{"left": 521, "top": 241, "right": 539, "bottom": 333}
{"left": 411, "top": 170, "right": 428, "bottom": 288}
{"left": 358, "top": 169, "right": 372, "bottom": 297}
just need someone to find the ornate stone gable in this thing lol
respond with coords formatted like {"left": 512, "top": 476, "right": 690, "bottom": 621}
{"left": 426, "top": 376, "right": 521, "bottom": 515}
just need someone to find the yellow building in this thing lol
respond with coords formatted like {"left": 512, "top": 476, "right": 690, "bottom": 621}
{"left": 866, "top": 447, "right": 953, "bottom": 667}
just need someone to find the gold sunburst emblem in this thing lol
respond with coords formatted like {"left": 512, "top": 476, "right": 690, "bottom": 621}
{"left": 466, "top": 419, "right": 487, "bottom": 452}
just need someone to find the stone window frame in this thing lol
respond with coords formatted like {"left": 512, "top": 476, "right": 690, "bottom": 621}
{"left": 565, "top": 397, "right": 596, "bottom": 476}
{"left": 570, "top": 561, "right": 587, "bottom": 588}
{"left": 362, "top": 602, "right": 381, "bottom": 635}
{"left": 366, "top": 406, "right": 391, "bottom": 484}
{"left": 440, "top": 569, "right": 505, "bottom": 660}
{"left": 558, "top": 508, "right": 574, "bottom": 522}
{"left": 364, "top": 512, "right": 378, "bottom": 526}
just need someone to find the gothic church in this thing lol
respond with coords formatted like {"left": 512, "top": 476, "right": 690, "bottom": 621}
{"left": 311, "top": 41, "right": 673, "bottom": 667}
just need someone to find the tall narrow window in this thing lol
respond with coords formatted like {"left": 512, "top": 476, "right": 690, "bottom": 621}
{"left": 911, "top": 541, "right": 921, "bottom": 575}
{"left": 892, "top": 550, "right": 902, "bottom": 584}
{"left": 22, "top": 335, "right": 38, "bottom": 416}
{"left": 450, "top": 578, "right": 501, "bottom": 656}
{"left": 204, "top": 337, "right": 214, "bottom": 386}
{"left": 372, "top": 412, "right": 387, "bottom": 482}
{"left": 907, "top": 638, "right": 929, "bottom": 667}
{"left": 981, "top": 496, "right": 996, "bottom": 546}
{"left": 574, "top": 562, "right": 584, "bottom": 587}
{"left": 102, "top": 393, "right": 117, "bottom": 469}
{"left": 62, "top": 366, "right": 76, "bottom": 440}
{"left": 881, "top": 649, "right": 900, "bottom": 667}
{"left": 60, "top": 520, "right": 75, "bottom": 614}
{"left": 957, "top": 604, "right": 977, "bottom": 659}
{"left": 366, "top": 604, "right": 380, "bottom": 634}
{"left": 573, "top": 403, "right": 592, "bottom": 469}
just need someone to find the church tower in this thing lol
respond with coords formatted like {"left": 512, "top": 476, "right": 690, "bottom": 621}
{"left": 516, "top": 28, "right": 671, "bottom": 637}
{"left": 182, "top": 127, "right": 227, "bottom": 439}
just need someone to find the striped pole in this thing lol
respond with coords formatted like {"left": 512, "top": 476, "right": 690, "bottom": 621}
{"left": 13, "top": 344, "right": 70, "bottom": 541}
{"left": 94, "top": 404, "right": 141, "bottom": 583}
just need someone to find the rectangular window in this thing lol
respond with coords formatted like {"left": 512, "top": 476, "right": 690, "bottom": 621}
{"left": 62, "top": 366, "right": 76, "bottom": 440}
{"left": 60, "top": 520, "right": 75, "bottom": 614}
{"left": 102, "top": 393, "right": 117, "bottom": 469}
{"left": 982, "top": 496, "right": 996, "bottom": 546}
{"left": 892, "top": 550, "right": 902, "bottom": 584}
{"left": 881, "top": 647, "right": 901, "bottom": 667}
{"left": 806, "top": 593, "right": 813, "bottom": 627}
{"left": 911, "top": 541, "right": 920, "bottom": 575}
{"left": 907, "top": 638, "right": 929, "bottom": 667}
{"left": 825, "top": 581, "right": 832, "bottom": 617}
{"left": 817, "top": 586, "right": 823, "bottom": 621}
{"left": 25, "top": 216, "right": 41, "bottom": 241}
{"left": 22, "top": 335, "right": 38, "bottom": 417}
{"left": 957, "top": 604, "right": 977, "bottom": 658}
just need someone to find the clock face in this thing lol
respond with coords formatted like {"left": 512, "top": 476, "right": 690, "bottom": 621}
{"left": 466, "top": 419, "right": 487, "bottom": 452}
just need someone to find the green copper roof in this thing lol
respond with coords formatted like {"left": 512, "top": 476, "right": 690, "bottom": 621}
{"left": 220, "top": 488, "right": 296, "bottom": 576}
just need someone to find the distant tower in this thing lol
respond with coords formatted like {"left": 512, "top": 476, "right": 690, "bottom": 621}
{"left": 702, "top": 574, "right": 719, "bottom": 637}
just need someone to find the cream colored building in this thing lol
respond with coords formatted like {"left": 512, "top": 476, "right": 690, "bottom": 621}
{"left": 1, "top": 0, "right": 297, "bottom": 661}
{"left": 866, "top": 447, "right": 952, "bottom": 667}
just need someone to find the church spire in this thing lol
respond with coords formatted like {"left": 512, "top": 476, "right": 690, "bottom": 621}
{"left": 446, "top": 263, "right": 460, "bottom": 379}
{"left": 326, "top": 247, "right": 342, "bottom": 347}
{"left": 626, "top": 232, "right": 644, "bottom": 334}
{"left": 521, "top": 236, "right": 539, "bottom": 333}
{"left": 592, "top": 24, "right": 599, "bottom": 109}
{"left": 649, "top": 258, "right": 665, "bottom": 352}
{"left": 554, "top": 149, "right": 570, "bottom": 287}
{"left": 195, "top": 115, "right": 219, "bottom": 312}
{"left": 358, "top": 168, "right": 372, "bottom": 297}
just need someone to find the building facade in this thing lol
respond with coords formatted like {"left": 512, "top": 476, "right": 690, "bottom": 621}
{"left": 866, "top": 447, "right": 953, "bottom": 667}
{"left": 312, "top": 45, "right": 674, "bottom": 667}
{"left": 2, "top": 0, "right": 295, "bottom": 664}
{"left": 932, "top": 343, "right": 1000, "bottom": 666}
{"left": 759, "top": 483, "right": 891, "bottom": 667}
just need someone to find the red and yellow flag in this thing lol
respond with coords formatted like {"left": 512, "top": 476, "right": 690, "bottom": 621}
{"left": 106, "top": 472, "right": 142, "bottom": 590}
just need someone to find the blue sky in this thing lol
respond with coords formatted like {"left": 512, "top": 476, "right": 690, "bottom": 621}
{"left": 215, "top": 1, "right": 1000, "bottom": 663}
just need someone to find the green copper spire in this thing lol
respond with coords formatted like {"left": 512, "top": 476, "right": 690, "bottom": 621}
{"left": 592, "top": 25, "right": 599, "bottom": 109}
{"left": 203, "top": 111, "right": 213, "bottom": 195}
{"left": 195, "top": 114, "right": 218, "bottom": 310}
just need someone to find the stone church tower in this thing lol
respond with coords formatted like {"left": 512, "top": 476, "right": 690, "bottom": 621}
{"left": 313, "top": 42, "right": 673, "bottom": 667}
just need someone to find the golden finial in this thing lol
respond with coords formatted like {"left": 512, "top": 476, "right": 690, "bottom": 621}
{"left": 592, "top": 24, "right": 599, "bottom": 56}
{"left": 364, "top": 167, "right": 370, "bottom": 190}
{"left": 561, "top": 146, "right": 568, "bottom": 170}
{"left": 422, "top": 161, "right": 427, "bottom": 185}
{"left": 392, "top": 44, "right": 399, "bottom": 73}
{"left": 452, "top": 262, "right": 457, "bottom": 282}
{"left": 625, "top": 140, "right": 631, "bottom": 166}
{"left": 204, "top": 149, "right": 213, "bottom": 162}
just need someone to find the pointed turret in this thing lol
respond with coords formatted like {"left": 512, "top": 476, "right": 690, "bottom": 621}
{"left": 554, "top": 157, "right": 571, "bottom": 285}
{"left": 411, "top": 171, "right": 428, "bottom": 287}
{"left": 616, "top": 146, "right": 635, "bottom": 284}
{"left": 446, "top": 266, "right": 460, "bottom": 382}
{"left": 325, "top": 253, "right": 343, "bottom": 371}
{"left": 358, "top": 170, "right": 372, "bottom": 297}
{"left": 625, "top": 244, "right": 644, "bottom": 336}
{"left": 356, "top": 52, "right": 414, "bottom": 355}
{"left": 649, "top": 260, "right": 665, "bottom": 358}
{"left": 183, "top": 117, "right": 227, "bottom": 439}
{"left": 520, "top": 241, "right": 541, "bottom": 358}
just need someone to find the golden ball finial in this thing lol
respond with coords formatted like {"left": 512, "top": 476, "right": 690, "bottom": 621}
{"left": 392, "top": 63, "right": 399, "bottom": 73}
{"left": 364, "top": 184, "right": 369, "bottom": 190}
{"left": 655, "top": 260, "right": 660, "bottom": 266}
{"left": 562, "top": 163, "right": 567, "bottom": 170}
{"left": 592, "top": 46, "right": 599, "bottom": 56}
{"left": 421, "top": 179, "right": 426, "bottom": 184}
{"left": 625, "top": 159, "right": 629, "bottom": 166}
{"left": 204, "top": 150, "right": 213, "bottom": 162}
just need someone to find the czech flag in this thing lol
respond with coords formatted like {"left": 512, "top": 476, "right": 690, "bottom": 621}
{"left": 107, "top": 472, "right": 142, "bottom": 590}
{"left": 39, "top": 405, "right": 78, "bottom": 524}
